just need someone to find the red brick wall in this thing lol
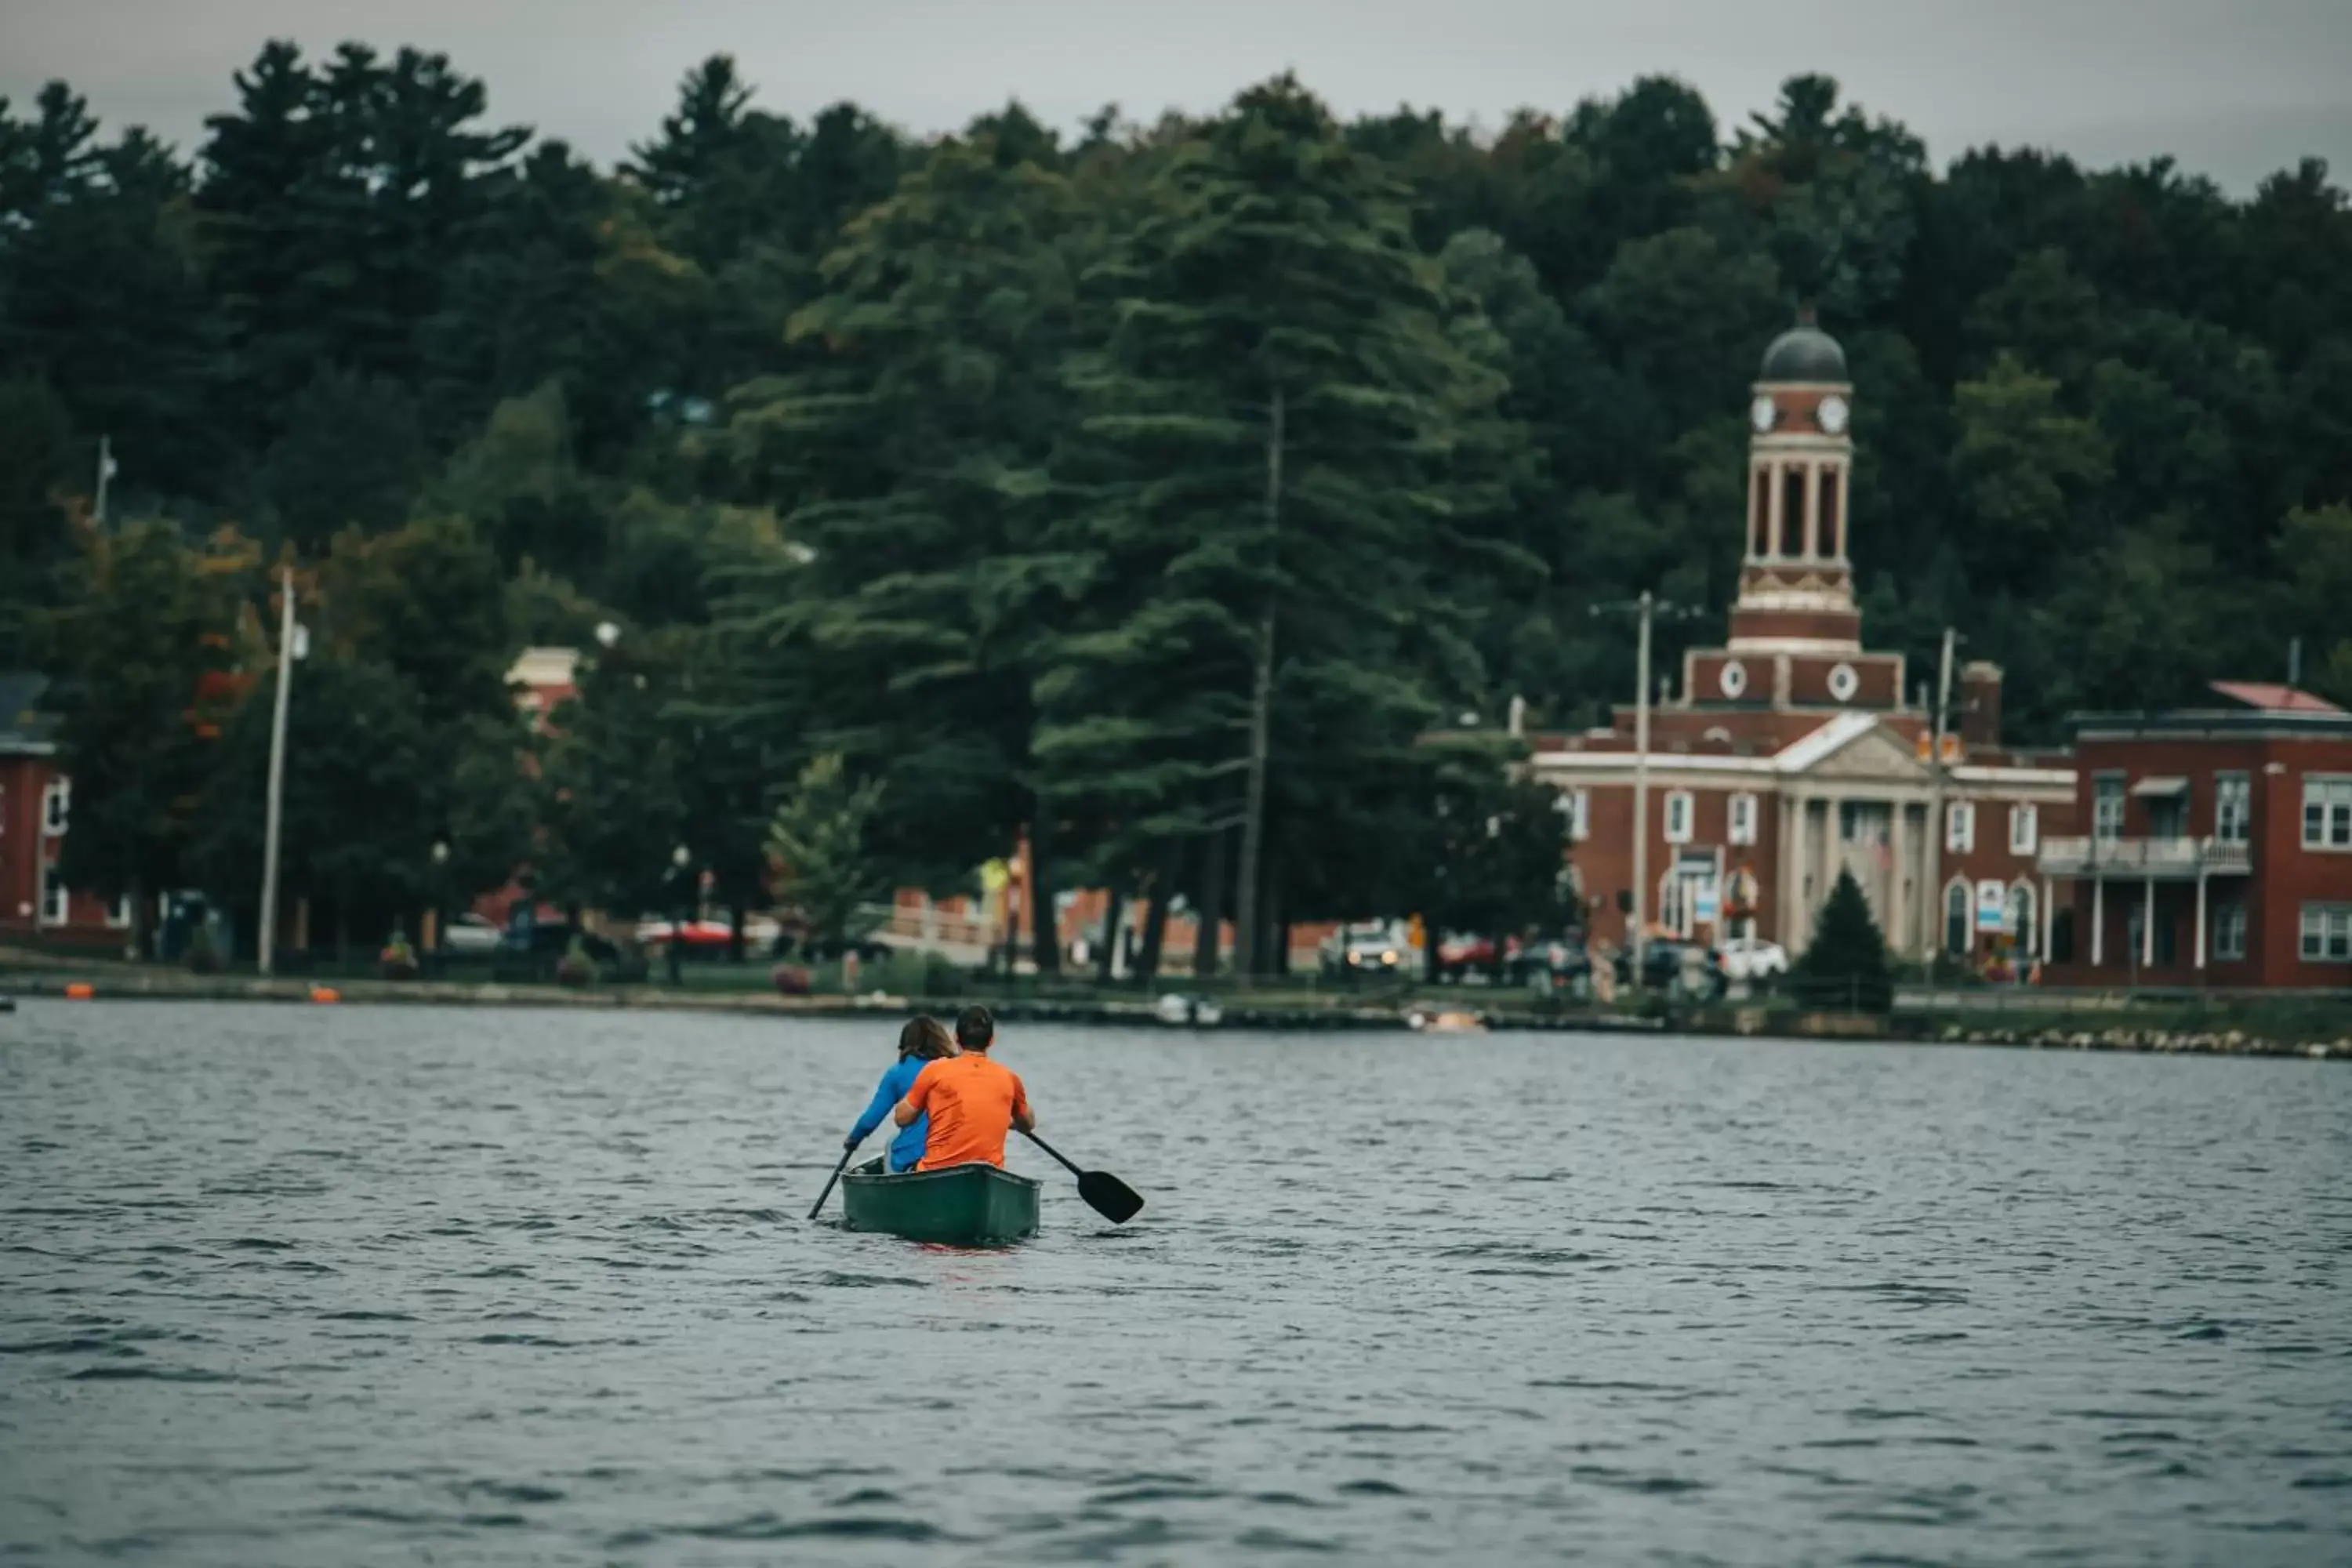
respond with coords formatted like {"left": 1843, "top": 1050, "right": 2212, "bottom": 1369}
{"left": 1570, "top": 775, "right": 1783, "bottom": 948}
{"left": 2045, "top": 731, "right": 2352, "bottom": 989}
{"left": 0, "top": 756, "right": 123, "bottom": 945}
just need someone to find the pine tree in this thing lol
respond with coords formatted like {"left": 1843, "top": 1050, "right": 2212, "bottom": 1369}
{"left": 765, "top": 753, "right": 891, "bottom": 954}
{"left": 1795, "top": 869, "right": 1895, "bottom": 1012}
{"left": 717, "top": 127, "right": 1087, "bottom": 964}
{"left": 1044, "top": 75, "right": 1534, "bottom": 972}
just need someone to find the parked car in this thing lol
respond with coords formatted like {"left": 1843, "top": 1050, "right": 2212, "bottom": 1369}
{"left": 1615, "top": 940, "right": 1722, "bottom": 995}
{"left": 1715, "top": 935, "right": 1790, "bottom": 984}
{"left": 1509, "top": 931, "right": 1592, "bottom": 992}
{"left": 1435, "top": 932, "right": 1524, "bottom": 983}
{"left": 1319, "top": 921, "right": 1409, "bottom": 982}
{"left": 440, "top": 913, "right": 503, "bottom": 954}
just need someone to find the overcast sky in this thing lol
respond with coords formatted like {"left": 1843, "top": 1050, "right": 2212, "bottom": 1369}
{"left": 5, "top": 0, "right": 2347, "bottom": 193}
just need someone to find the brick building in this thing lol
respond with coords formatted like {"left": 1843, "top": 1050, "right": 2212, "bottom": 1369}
{"left": 2036, "top": 684, "right": 2352, "bottom": 988}
{"left": 0, "top": 672, "right": 128, "bottom": 952}
{"left": 1530, "top": 317, "right": 2076, "bottom": 962}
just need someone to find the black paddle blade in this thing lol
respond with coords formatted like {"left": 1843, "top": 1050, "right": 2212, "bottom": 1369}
{"left": 1076, "top": 1170, "right": 1145, "bottom": 1225}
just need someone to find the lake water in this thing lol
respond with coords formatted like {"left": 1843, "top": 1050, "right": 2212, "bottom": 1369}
{"left": 2, "top": 1003, "right": 2347, "bottom": 1565}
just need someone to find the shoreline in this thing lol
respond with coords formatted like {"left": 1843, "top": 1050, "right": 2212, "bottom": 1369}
{"left": 1, "top": 966, "right": 2342, "bottom": 1062}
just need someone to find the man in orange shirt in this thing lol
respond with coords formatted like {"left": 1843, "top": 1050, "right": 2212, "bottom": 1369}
{"left": 892, "top": 1004, "right": 1033, "bottom": 1169}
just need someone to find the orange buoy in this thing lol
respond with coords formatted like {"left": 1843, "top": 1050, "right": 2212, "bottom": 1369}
{"left": 309, "top": 986, "right": 340, "bottom": 1004}
{"left": 64, "top": 982, "right": 95, "bottom": 1000}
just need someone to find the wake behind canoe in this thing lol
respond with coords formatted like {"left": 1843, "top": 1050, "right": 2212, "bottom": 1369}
{"left": 840, "top": 1157, "right": 1041, "bottom": 1244}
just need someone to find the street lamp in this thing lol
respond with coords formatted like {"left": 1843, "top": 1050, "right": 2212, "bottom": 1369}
{"left": 666, "top": 844, "right": 691, "bottom": 988}
{"left": 428, "top": 840, "right": 449, "bottom": 967}
{"left": 1591, "top": 593, "right": 1704, "bottom": 985}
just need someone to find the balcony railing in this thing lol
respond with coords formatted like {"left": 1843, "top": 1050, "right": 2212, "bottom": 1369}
{"left": 2036, "top": 835, "right": 2252, "bottom": 878}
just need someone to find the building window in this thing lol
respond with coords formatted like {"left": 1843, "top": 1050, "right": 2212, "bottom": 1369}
{"left": 1946, "top": 800, "right": 1975, "bottom": 854}
{"left": 2303, "top": 777, "right": 2352, "bottom": 849}
{"left": 2214, "top": 773, "right": 2250, "bottom": 844}
{"left": 1565, "top": 787, "right": 1590, "bottom": 843}
{"left": 1819, "top": 466, "right": 1842, "bottom": 558}
{"left": 1944, "top": 879, "right": 1971, "bottom": 955}
{"left": 2212, "top": 902, "right": 2246, "bottom": 961}
{"left": 2008, "top": 882, "right": 2037, "bottom": 956}
{"left": 1750, "top": 466, "right": 1769, "bottom": 557}
{"left": 2009, "top": 804, "right": 2038, "bottom": 855}
{"left": 107, "top": 892, "right": 132, "bottom": 931}
{"left": 2301, "top": 904, "right": 2352, "bottom": 961}
{"left": 1782, "top": 469, "right": 1806, "bottom": 556}
{"left": 1729, "top": 793, "right": 1758, "bottom": 846}
{"left": 42, "top": 778, "right": 70, "bottom": 836}
{"left": 42, "top": 866, "right": 68, "bottom": 926}
{"left": 1664, "top": 791, "right": 1693, "bottom": 845}
{"left": 2092, "top": 775, "right": 2125, "bottom": 842}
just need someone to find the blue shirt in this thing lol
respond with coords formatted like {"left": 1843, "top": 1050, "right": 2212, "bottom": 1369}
{"left": 850, "top": 1056, "right": 932, "bottom": 1173}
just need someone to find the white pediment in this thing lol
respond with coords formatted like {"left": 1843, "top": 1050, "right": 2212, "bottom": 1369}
{"left": 1795, "top": 720, "right": 1929, "bottom": 782}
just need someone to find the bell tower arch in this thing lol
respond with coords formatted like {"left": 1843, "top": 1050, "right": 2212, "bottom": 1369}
{"left": 1731, "top": 309, "right": 1859, "bottom": 655}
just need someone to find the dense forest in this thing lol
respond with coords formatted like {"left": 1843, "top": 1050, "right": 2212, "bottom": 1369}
{"left": 4, "top": 44, "right": 2349, "bottom": 971}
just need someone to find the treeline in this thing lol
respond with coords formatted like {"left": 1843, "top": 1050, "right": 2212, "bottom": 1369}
{"left": 4, "top": 46, "right": 2349, "bottom": 970}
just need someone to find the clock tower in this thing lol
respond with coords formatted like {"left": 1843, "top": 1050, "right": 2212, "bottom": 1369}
{"left": 1683, "top": 311, "right": 1907, "bottom": 711}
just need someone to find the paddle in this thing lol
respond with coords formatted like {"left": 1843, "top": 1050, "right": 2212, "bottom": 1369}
{"left": 808, "top": 1139, "right": 862, "bottom": 1221}
{"left": 1020, "top": 1130, "right": 1145, "bottom": 1225}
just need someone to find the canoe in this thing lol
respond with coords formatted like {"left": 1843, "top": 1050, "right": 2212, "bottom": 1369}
{"left": 840, "top": 1156, "right": 1040, "bottom": 1244}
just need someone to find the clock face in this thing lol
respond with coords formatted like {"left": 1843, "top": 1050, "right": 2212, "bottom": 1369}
{"left": 1750, "top": 394, "right": 1777, "bottom": 434}
{"left": 1817, "top": 394, "right": 1850, "bottom": 434}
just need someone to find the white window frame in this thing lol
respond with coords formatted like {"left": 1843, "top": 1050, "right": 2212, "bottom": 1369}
{"left": 1664, "top": 790, "right": 1694, "bottom": 845}
{"left": 1566, "top": 787, "right": 1590, "bottom": 843}
{"left": 2301, "top": 904, "right": 2352, "bottom": 962}
{"left": 2214, "top": 772, "right": 2251, "bottom": 845}
{"left": 1728, "top": 792, "right": 1758, "bottom": 847}
{"left": 2302, "top": 776, "right": 2352, "bottom": 850}
{"left": 2008, "top": 803, "right": 2038, "bottom": 855}
{"left": 42, "top": 777, "right": 70, "bottom": 837}
{"left": 2092, "top": 775, "right": 2125, "bottom": 842}
{"left": 1946, "top": 800, "right": 1975, "bottom": 854}
{"left": 2006, "top": 880, "right": 2037, "bottom": 955}
{"left": 42, "top": 866, "right": 68, "bottom": 926}
{"left": 107, "top": 891, "right": 132, "bottom": 931}
{"left": 2212, "top": 901, "right": 2246, "bottom": 962}
{"left": 1944, "top": 877, "right": 1972, "bottom": 955}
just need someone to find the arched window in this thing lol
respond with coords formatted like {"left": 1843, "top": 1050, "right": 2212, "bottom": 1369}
{"left": 1944, "top": 879, "right": 1972, "bottom": 956}
{"left": 2008, "top": 882, "right": 2037, "bottom": 957}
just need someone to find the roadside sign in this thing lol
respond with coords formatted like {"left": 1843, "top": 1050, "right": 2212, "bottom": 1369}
{"left": 1694, "top": 880, "right": 1720, "bottom": 924}
{"left": 1976, "top": 880, "right": 2005, "bottom": 934}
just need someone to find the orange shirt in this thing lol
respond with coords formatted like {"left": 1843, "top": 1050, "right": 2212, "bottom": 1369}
{"left": 905, "top": 1052, "right": 1030, "bottom": 1171}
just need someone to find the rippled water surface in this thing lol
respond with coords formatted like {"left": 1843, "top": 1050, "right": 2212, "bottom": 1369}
{"left": 3, "top": 1002, "right": 2349, "bottom": 1565}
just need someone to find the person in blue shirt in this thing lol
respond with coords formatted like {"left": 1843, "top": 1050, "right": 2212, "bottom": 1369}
{"left": 848, "top": 1017, "right": 956, "bottom": 1171}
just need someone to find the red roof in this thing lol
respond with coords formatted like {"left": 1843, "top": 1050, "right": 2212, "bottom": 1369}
{"left": 2209, "top": 681, "right": 2347, "bottom": 714}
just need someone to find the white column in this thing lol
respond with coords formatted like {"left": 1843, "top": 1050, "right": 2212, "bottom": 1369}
{"left": 2141, "top": 875, "right": 2155, "bottom": 967}
{"left": 2040, "top": 875, "right": 2053, "bottom": 963}
{"left": 1768, "top": 462, "right": 1784, "bottom": 557}
{"left": 1890, "top": 803, "right": 1911, "bottom": 952}
{"left": 1788, "top": 793, "right": 1809, "bottom": 950}
{"left": 1804, "top": 463, "right": 1821, "bottom": 558}
{"left": 2194, "top": 873, "right": 2207, "bottom": 970}
{"left": 2092, "top": 876, "right": 2104, "bottom": 967}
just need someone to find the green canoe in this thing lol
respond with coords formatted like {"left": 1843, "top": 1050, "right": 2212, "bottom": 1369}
{"left": 840, "top": 1156, "right": 1041, "bottom": 1244}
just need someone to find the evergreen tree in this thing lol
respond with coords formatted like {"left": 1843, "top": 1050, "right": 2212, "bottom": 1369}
{"left": 765, "top": 753, "right": 891, "bottom": 953}
{"left": 1794, "top": 869, "right": 1894, "bottom": 1012}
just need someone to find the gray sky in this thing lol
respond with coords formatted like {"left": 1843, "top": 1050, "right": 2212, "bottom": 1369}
{"left": 5, "top": 0, "right": 2348, "bottom": 192}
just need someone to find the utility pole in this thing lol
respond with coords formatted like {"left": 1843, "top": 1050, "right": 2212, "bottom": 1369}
{"left": 258, "top": 567, "right": 296, "bottom": 976}
{"left": 1922, "top": 626, "right": 1956, "bottom": 962}
{"left": 1632, "top": 590, "right": 1653, "bottom": 982}
{"left": 1234, "top": 386, "right": 1283, "bottom": 984}
{"left": 93, "top": 437, "right": 115, "bottom": 528}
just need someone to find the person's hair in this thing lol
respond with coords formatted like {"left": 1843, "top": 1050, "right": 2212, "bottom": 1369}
{"left": 955, "top": 1004, "right": 995, "bottom": 1051}
{"left": 898, "top": 1016, "right": 954, "bottom": 1061}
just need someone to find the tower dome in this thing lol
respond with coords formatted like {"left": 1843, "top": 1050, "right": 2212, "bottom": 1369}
{"left": 1758, "top": 314, "right": 1848, "bottom": 385}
